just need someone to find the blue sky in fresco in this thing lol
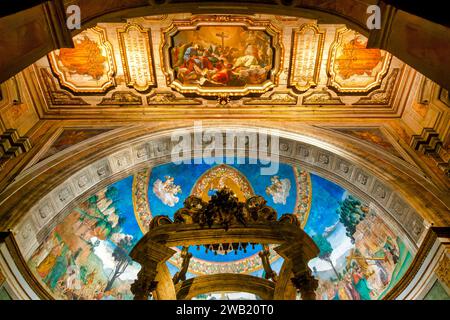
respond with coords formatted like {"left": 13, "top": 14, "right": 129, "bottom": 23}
{"left": 304, "top": 174, "right": 346, "bottom": 236}
{"left": 107, "top": 161, "right": 347, "bottom": 264}
{"left": 148, "top": 161, "right": 297, "bottom": 262}
{"left": 108, "top": 176, "right": 143, "bottom": 246}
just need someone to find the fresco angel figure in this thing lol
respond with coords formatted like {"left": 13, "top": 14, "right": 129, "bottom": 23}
{"left": 265, "top": 175, "right": 291, "bottom": 205}
{"left": 153, "top": 175, "right": 182, "bottom": 207}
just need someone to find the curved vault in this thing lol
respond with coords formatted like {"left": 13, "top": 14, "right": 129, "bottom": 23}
{"left": 0, "top": 123, "right": 448, "bottom": 300}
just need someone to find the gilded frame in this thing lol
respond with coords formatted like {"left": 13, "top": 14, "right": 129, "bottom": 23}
{"left": 327, "top": 27, "right": 391, "bottom": 93}
{"left": 117, "top": 23, "right": 157, "bottom": 92}
{"left": 288, "top": 24, "right": 325, "bottom": 92}
{"left": 160, "top": 15, "right": 284, "bottom": 97}
{"left": 48, "top": 27, "right": 116, "bottom": 93}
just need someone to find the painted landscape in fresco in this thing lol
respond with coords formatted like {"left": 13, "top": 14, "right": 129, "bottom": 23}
{"left": 28, "top": 161, "right": 412, "bottom": 300}
{"left": 170, "top": 26, "right": 273, "bottom": 87}
{"left": 28, "top": 177, "right": 142, "bottom": 300}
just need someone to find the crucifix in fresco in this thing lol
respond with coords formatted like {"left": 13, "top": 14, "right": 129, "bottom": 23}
{"left": 216, "top": 31, "right": 229, "bottom": 49}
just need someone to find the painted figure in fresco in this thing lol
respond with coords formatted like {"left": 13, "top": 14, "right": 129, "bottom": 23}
{"left": 44, "top": 246, "right": 70, "bottom": 290}
{"left": 351, "top": 266, "right": 372, "bottom": 300}
{"left": 36, "top": 241, "right": 65, "bottom": 279}
{"left": 65, "top": 254, "right": 82, "bottom": 292}
{"left": 171, "top": 29, "right": 272, "bottom": 87}
{"left": 343, "top": 273, "right": 360, "bottom": 300}
{"left": 384, "top": 236, "right": 399, "bottom": 265}
{"left": 265, "top": 176, "right": 291, "bottom": 205}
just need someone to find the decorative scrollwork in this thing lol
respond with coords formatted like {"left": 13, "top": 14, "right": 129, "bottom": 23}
{"left": 149, "top": 215, "right": 173, "bottom": 229}
{"left": 279, "top": 213, "right": 301, "bottom": 227}
{"left": 172, "top": 188, "right": 282, "bottom": 230}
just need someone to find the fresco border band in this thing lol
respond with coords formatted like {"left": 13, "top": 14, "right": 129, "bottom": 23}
{"left": 171, "top": 121, "right": 280, "bottom": 175}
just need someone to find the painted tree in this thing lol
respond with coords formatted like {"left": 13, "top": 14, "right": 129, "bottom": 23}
{"left": 104, "top": 235, "right": 133, "bottom": 292}
{"left": 105, "top": 186, "right": 120, "bottom": 207}
{"left": 337, "top": 195, "right": 366, "bottom": 244}
{"left": 313, "top": 234, "right": 340, "bottom": 280}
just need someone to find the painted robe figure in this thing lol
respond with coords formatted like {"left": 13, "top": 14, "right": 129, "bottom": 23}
{"left": 44, "top": 246, "right": 70, "bottom": 290}
{"left": 352, "top": 267, "right": 372, "bottom": 300}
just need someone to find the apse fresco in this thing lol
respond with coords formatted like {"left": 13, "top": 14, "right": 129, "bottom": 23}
{"left": 27, "top": 160, "right": 412, "bottom": 300}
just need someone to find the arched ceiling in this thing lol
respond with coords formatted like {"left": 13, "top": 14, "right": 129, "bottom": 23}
{"left": 0, "top": 9, "right": 448, "bottom": 301}
{"left": 1, "top": 123, "right": 447, "bottom": 300}
{"left": 29, "top": 13, "right": 409, "bottom": 119}
{"left": 24, "top": 155, "right": 415, "bottom": 300}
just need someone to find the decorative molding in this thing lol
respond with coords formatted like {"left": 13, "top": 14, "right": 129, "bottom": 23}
{"left": 439, "top": 88, "right": 449, "bottom": 107}
{"left": 434, "top": 254, "right": 450, "bottom": 289}
{"left": 0, "top": 129, "right": 32, "bottom": 170}
{"left": 98, "top": 91, "right": 142, "bottom": 106}
{"left": 242, "top": 91, "right": 298, "bottom": 105}
{"left": 410, "top": 128, "right": 449, "bottom": 177}
{"left": 288, "top": 24, "right": 325, "bottom": 92}
{"left": 39, "top": 69, "right": 89, "bottom": 106}
{"left": 410, "top": 128, "right": 443, "bottom": 155}
{"left": 353, "top": 68, "right": 400, "bottom": 105}
{"left": 142, "top": 15, "right": 169, "bottom": 21}
{"left": 417, "top": 77, "right": 434, "bottom": 105}
{"left": 146, "top": 92, "right": 202, "bottom": 105}
{"left": 302, "top": 88, "right": 344, "bottom": 105}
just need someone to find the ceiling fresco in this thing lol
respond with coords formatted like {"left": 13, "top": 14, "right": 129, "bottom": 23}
{"left": 161, "top": 16, "right": 283, "bottom": 96}
{"left": 327, "top": 27, "right": 391, "bottom": 92}
{"left": 27, "top": 160, "right": 413, "bottom": 300}
{"left": 47, "top": 27, "right": 116, "bottom": 93}
{"left": 33, "top": 13, "right": 404, "bottom": 109}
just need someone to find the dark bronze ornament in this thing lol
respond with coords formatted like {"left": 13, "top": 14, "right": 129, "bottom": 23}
{"left": 170, "top": 188, "right": 279, "bottom": 231}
